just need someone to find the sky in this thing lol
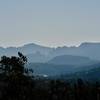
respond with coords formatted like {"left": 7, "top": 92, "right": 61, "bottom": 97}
{"left": 0, "top": 0, "right": 100, "bottom": 47}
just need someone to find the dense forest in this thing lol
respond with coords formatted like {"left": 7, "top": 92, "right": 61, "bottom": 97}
{"left": 0, "top": 53, "right": 100, "bottom": 100}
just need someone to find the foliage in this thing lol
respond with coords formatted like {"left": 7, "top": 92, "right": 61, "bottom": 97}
{"left": 0, "top": 53, "right": 100, "bottom": 100}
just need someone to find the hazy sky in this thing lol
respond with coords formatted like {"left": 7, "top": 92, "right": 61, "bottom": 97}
{"left": 0, "top": 0, "right": 100, "bottom": 47}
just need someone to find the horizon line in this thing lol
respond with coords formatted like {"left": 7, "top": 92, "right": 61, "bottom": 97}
{"left": 0, "top": 41, "right": 100, "bottom": 48}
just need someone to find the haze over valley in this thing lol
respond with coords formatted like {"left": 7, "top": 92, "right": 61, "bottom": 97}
{"left": 0, "top": 42, "right": 100, "bottom": 76}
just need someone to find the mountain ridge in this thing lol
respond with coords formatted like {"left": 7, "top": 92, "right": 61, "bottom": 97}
{"left": 0, "top": 42, "right": 100, "bottom": 62}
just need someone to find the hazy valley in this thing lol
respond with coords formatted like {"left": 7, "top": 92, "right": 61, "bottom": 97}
{"left": 0, "top": 42, "right": 100, "bottom": 77}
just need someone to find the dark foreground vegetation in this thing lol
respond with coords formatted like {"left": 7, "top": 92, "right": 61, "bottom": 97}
{"left": 0, "top": 53, "right": 100, "bottom": 100}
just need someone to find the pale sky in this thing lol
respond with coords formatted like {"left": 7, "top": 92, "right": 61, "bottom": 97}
{"left": 0, "top": 0, "right": 100, "bottom": 47}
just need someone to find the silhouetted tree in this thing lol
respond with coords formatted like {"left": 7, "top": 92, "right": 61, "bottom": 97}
{"left": 0, "top": 52, "right": 34, "bottom": 100}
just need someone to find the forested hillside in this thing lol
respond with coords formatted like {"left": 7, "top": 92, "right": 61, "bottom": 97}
{"left": 0, "top": 53, "right": 100, "bottom": 100}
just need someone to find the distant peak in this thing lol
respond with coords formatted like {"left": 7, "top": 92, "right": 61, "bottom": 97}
{"left": 22, "top": 43, "right": 53, "bottom": 49}
{"left": 79, "top": 42, "right": 100, "bottom": 47}
{"left": 23, "top": 43, "right": 40, "bottom": 48}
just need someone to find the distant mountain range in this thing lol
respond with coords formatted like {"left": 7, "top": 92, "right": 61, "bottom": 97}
{"left": 0, "top": 43, "right": 52, "bottom": 57}
{"left": 50, "top": 42, "right": 100, "bottom": 60}
{"left": 48, "top": 55, "right": 98, "bottom": 66}
{"left": 28, "top": 62, "right": 100, "bottom": 76}
{"left": 0, "top": 42, "right": 100, "bottom": 76}
{"left": 0, "top": 42, "right": 100, "bottom": 62}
